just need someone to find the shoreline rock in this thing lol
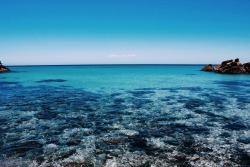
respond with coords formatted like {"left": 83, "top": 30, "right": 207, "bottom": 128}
{"left": 202, "top": 58, "right": 250, "bottom": 74}
{"left": 0, "top": 61, "right": 11, "bottom": 73}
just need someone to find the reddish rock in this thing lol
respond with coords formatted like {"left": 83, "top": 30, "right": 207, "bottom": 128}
{"left": 202, "top": 58, "right": 250, "bottom": 74}
{"left": 201, "top": 64, "right": 214, "bottom": 72}
{"left": 244, "top": 62, "right": 250, "bottom": 73}
{"left": 222, "top": 65, "right": 246, "bottom": 74}
{"left": 221, "top": 59, "right": 233, "bottom": 66}
{"left": 0, "top": 61, "right": 11, "bottom": 73}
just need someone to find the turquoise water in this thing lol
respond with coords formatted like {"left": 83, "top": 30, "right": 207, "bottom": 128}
{"left": 0, "top": 65, "right": 250, "bottom": 166}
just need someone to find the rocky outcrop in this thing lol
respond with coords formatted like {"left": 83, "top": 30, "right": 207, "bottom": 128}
{"left": 0, "top": 61, "right": 11, "bottom": 73}
{"left": 243, "top": 62, "right": 250, "bottom": 73}
{"left": 201, "top": 64, "right": 214, "bottom": 72}
{"left": 202, "top": 58, "right": 250, "bottom": 74}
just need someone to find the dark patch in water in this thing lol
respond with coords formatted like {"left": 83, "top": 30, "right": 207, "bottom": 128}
{"left": 186, "top": 74, "right": 196, "bottom": 76}
{"left": 135, "top": 88, "right": 155, "bottom": 91}
{"left": 160, "top": 98, "right": 171, "bottom": 102}
{"left": 35, "top": 111, "right": 58, "bottom": 120}
{"left": 0, "top": 81, "right": 21, "bottom": 85}
{"left": 36, "top": 79, "right": 67, "bottom": 83}
{"left": 113, "top": 98, "right": 125, "bottom": 104}
{"left": 184, "top": 99, "right": 206, "bottom": 109}
{"left": 223, "top": 122, "right": 248, "bottom": 130}
{"left": 186, "top": 126, "right": 210, "bottom": 134}
{"left": 237, "top": 137, "right": 250, "bottom": 144}
{"left": 206, "top": 94, "right": 227, "bottom": 108}
{"left": 159, "top": 87, "right": 203, "bottom": 93}
{"left": 236, "top": 148, "right": 250, "bottom": 166}
{"left": 66, "top": 140, "right": 82, "bottom": 146}
{"left": 158, "top": 88, "right": 170, "bottom": 90}
{"left": 219, "top": 132, "right": 231, "bottom": 138}
{"left": 193, "top": 109, "right": 229, "bottom": 121}
{"left": 131, "top": 98, "right": 153, "bottom": 109}
{"left": 109, "top": 93, "right": 122, "bottom": 97}
{"left": 131, "top": 138, "right": 148, "bottom": 149}
{"left": 214, "top": 80, "right": 250, "bottom": 87}
{"left": 128, "top": 90, "right": 155, "bottom": 97}
{"left": 236, "top": 95, "right": 250, "bottom": 103}
{"left": 2, "top": 141, "right": 43, "bottom": 156}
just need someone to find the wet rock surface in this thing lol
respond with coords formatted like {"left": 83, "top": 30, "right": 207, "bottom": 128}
{"left": 202, "top": 58, "right": 250, "bottom": 74}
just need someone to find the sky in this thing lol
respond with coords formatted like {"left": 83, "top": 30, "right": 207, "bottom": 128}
{"left": 0, "top": 0, "right": 250, "bottom": 65}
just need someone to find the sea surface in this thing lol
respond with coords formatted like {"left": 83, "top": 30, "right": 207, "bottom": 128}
{"left": 0, "top": 65, "right": 250, "bottom": 166}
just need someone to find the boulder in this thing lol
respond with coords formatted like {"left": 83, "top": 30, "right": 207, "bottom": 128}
{"left": 223, "top": 65, "right": 246, "bottom": 74}
{"left": 0, "top": 61, "right": 11, "bottom": 73}
{"left": 201, "top": 58, "right": 250, "bottom": 74}
{"left": 201, "top": 64, "right": 214, "bottom": 72}
{"left": 244, "top": 62, "right": 250, "bottom": 73}
{"left": 221, "top": 59, "right": 233, "bottom": 67}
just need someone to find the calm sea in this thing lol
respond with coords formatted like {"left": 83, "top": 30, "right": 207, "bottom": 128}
{"left": 0, "top": 65, "right": 250, "bottom": 166}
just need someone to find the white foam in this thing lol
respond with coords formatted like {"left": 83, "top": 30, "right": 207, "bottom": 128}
{"left": 119, "top": 130, "right": 139, "bottom": 136}
{"left": 147, "top": 137, "right": 165, "bottom": 148}
{"left": 104, "top": 159, "right": 118, "bottom": 167}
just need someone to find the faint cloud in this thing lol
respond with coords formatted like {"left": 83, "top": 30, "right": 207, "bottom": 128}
{"left": 108, "top": 53, "right": 137, "bottom": 58}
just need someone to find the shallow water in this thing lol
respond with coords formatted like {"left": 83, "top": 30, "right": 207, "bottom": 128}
{"left": 0, "top": 65, "right": 250, "bottom": 166}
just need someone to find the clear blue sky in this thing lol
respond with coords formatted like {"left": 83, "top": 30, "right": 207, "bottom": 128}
{"left": 1, "top": 0, "right": 250, "bottom": 65}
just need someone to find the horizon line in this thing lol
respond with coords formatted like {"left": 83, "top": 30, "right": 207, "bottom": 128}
{"left": 6, "top": 63, "right": 212, "bottom": 67}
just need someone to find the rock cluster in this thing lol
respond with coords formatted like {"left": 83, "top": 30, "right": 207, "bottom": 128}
{"left": 202, "top": 58, "right": 250, "bottom": 74}
{"left": 0, "top": 61, "right": 11, "bottom": 73}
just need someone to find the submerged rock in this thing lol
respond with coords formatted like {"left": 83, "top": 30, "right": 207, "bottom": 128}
{"left": 202, "top": 58, "right": 250, "bottom": 74}
{"left": 0, "top": 61, "right": 11, "bottom": 73}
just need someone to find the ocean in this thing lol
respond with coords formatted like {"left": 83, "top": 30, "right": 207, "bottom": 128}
{"left": 0, "top": 65, "right": 250, "bottom": 166}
